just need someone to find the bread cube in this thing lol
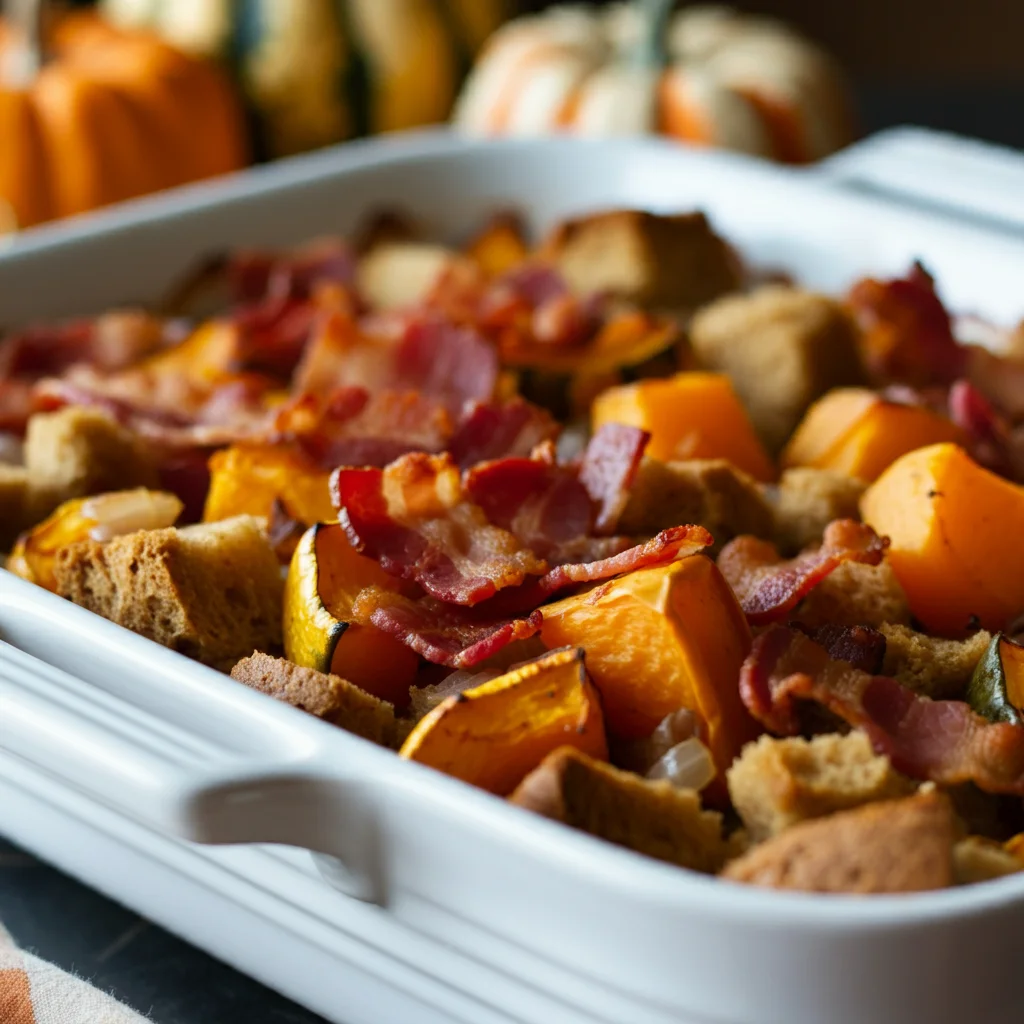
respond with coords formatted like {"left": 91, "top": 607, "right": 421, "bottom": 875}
{"left": 231, "top": 652, "right": 396, "bottom": 747}
{"left": 54, "top": 515, "right": 282, "bottom": 670}
{"left": 722, "top": 792, "right": 955, "bottom": 893}
{"left": 726, "top": 732, "right": 913, "bottom": 842}
{"left": 24, "top": 407, "right": 158, "bottom": 520}
{"left": 541, "top": 210, "right": 742, "bottom": 312}
{"left": 690, "top": 286, "right": 864, "bottom": 453}
{"left": 771, "top": 466, "right": 866, "bottom": 553}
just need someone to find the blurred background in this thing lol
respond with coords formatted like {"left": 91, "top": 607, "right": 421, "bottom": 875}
{"left": 3, "top": 0, "right": 1022, "bottom": 233}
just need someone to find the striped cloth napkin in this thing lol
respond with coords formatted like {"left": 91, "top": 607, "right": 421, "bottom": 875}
{"left": 0, "top": 921, "right": 148, "bottom": 1024}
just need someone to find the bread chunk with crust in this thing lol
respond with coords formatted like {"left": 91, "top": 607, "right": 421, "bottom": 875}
{"left": 880, "top": 624, "right": 992, "bottom": 700}
{"left": 771, "top": 467, "right": 866, "bottom": 553}
{"left": 619, "top": 457, "right": 773, "bottom": 551}
{"left": 796, "top": 560, "right": 912, "bottom": 629}
{"left": 53, "top": 515, "right": 282, "bottom": 670}
{"left": 727, "top": 732, "right": 914, "bottom": 842}
{"left": 231, "top": 652, "right": 396, "bottom": 747}
{"left": 512, "top": 746, "right": 733, "bottom": 873}
{"left": 24, "top": 407, "right": 157, "bottom": 519}
{"left": 722, "top": 792, "right": 955, "bottom": 893}
{"left": 690, "top": 287, "right": 865, "bottom": 454}
{"left": 540, "top": 210, "right": 741, "bottom": 313}
{"left": 0, "top": 463, "right": 29, "bottom": 551}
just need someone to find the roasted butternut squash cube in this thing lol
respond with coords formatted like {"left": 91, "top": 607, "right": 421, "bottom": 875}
{"left": 539, "top": 555, "right": 759, "bottom": 770}
{"left": 399, "top": 647, "right": 607, "bottom": 796}
{"left": 861, "top": 443, "right": 1024, "bottom": 635}
{"left": 283, "top": 523, "right": 419, "bottom": 708}
{"left": 204, "top": 444, "right": 334, "bottom": 526}
{"left": 690, "top": 286, "right": 865, "bottom": 454}
{"left": 591, "top": 372, "right": 775, "bottom": 482}
{"left": 782, "top": 388, "right": 964, "bottom": 482}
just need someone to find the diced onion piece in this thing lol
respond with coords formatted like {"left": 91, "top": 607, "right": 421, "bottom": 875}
{"left": 83, "top": 489, "right": 184, "bottom": 542}
{"left": 646, "top": 736, "right": 717, "bottom": 791}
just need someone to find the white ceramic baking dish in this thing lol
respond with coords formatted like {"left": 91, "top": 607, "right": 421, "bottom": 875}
{"left": 3, "top": 131, "right": 1024, "bottom": 1024}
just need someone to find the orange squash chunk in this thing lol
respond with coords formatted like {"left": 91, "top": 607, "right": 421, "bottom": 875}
{"left": 539, "top": 555, "right": 759, "bottom": 770}
{"left": 783, "top": 388, "right": 964, "bottom": 482}
{"left": 591, "top": 372, "right": 775, "bottom": 481}
{"left": 204, "top": 444, "right": 334, "bottom": 526}
{"left": 399, "top": 647, "right": 607, "bottom": 796}
{"left": 283, "top": 523, "right": 419, "bottom": 707}
{"left": 861, "top": 443, "right": 1024, "bottom": 636}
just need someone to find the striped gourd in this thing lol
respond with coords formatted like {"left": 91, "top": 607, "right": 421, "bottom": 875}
{"left": 100, "top": 0, "right": 508, "bottom": 156}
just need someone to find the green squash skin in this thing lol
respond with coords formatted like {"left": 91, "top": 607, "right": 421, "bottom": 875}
{"left": 966, "top": 633, "right": 1024, "bottom": 726}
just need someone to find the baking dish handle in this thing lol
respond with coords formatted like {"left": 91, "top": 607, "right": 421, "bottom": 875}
{"left": 0, "top": 627, "right": 385, "bottom": 901}
{"left": 823, "top": 127, "right": 1024, "bottom": 232}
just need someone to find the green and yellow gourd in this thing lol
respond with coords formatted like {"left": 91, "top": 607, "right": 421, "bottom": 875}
{"left": 967, "top": 634, "right": 1024, "bottom": 726}
{"left": 100, "top": 0, "right": 508, "bottom": 156}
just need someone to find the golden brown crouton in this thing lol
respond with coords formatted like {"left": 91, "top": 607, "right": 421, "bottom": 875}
{"left": 795, "top": 560, "right": 912, "bottom": 629}
{"left": 880, "top": 624, "right": 992, "bottom": 700}
{"left": 511, "top": 746, "right": 733, "bottom": 873}
{"left": 618, "top": 457, "right": 773, "bottom": 550}
{"left": 690, "top": 287, "right": 865, "bottom": 453}
{"left": 24, "top": 407, "right": 158, "bottom": 520}
{"left": 231, "top": 652, "right": 396, "bottom": 746}
{"left": 771, "top": 467, "right": 867, "bottom": 553}
{"left": 540, "top": 210, "right": 741, "bottom": 313}
{"left": 0, "top": 463, "right": 29, "bottom": 551}
{"left": 727, "top": 732, "right": 914, "bottom": 842}
{"left": 53, "top": 516, "right": 282, "bottom": 670}
{"left": 953, "top": 837, "right": 1024, "bottom": 885}
{"left": 722, "top": 792, "right": 956, "bottom": 893}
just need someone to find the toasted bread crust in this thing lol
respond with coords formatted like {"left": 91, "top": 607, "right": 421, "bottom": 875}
{"left": 512, "top": 746, "right": 733, "bottom": 873}
{"left": 722, "top": 792, "right": 955, "bottom": 893}
{"left": 541, "top": 210, "right": 741, "bottom": 313}
{"left": 727, "top": 732, "right": 914, "bottom": 842}
{"left": 796, "top": 560, "right": 912, "bottom": 630}
{"left": 880, "top": 624, "right": 992, "bottom": 700}
{"left": 54, "top": 516, "right": 282, "bottom": 670}
{"left": 24, "top": 407, "right": 158, "bottom": 520}
{"left": 619, "top": 457, "right": 773, "bottom": 551}
{"left": 691, "top": 287, "right": 865, "bottom": 454}
{"left": 771, "top": 467, "right": 867, "bottom": 554}
{"left": 231, "top": 652, "right": 396, "bottom": 747}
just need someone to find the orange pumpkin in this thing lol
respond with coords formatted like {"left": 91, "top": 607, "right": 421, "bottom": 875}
{"left": 0, "top": 6, "right": 247, "bottom": 229}
{"left": 454, "top": 3, "right": 855, "bottom": 164}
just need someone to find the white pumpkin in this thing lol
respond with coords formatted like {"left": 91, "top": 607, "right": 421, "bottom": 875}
{"left": 454, "top": 3, "right": 855, "bottom": 163}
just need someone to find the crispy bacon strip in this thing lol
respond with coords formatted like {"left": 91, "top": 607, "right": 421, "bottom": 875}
{"left": 741, "top": 625, "right": 1024, "bottom": 795}
{"left": 463, "top": 453, "right": 593, "bottom": 558}
{"left": 718, "top": 520, "right": 888, "bottom": 626}
{"left": 280, "top": 388, "right": 452, "bottom": 470}
{"left": 848, "top": 262, "right": 968, "bottom": 387}
{"left": 448, "top": 398, "right": 559, "bottom": 469}
{"left": 353, "top": 586, "right": 543, "bottom": 668}
{"left": 578, "top": 424, "right": 650, "bottom": 535}
{"left": 333, "top": 453, "right": 547, "bottom": 606}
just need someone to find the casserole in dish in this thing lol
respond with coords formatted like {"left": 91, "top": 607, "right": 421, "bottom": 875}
{"left": 4, "top": 131, "right": 1024, "bottom": 1024}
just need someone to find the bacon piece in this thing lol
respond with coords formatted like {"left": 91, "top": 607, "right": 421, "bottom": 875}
{"left": 804, "top": 623, "right": 887, "bottom": 674}
{"left": 718, "top": 520, "right": 888, "bottom": 626}
{"left": 0, "top": 379, "right": 34, "bottom": 433}
{"left": 229, "top": 240, "right": 356, "bottom": 303}
{"left": 281, "top": 388, "right": 452, "bottom": 470}
{"left": 848, "top": 262, "right": 968, "bottom": 387}
{"left": 532, "top": 524, "right": 712, "bottom": 598}
{"left": 741, "top": 625, "right": 1024, "bottom": 795}
{"left": 448, "top": 398, "right": 559, "bottom": 469}
{"left": 578, "top": 423, "right": 650, "bottom": 535}
{"left": 464, "top": 454, "right": 594, "bottom": 558}
{"left": 353, "top": 586, "right": 543, "bottom": 668}
{"left": 334, "top": 453, "right": 547, "bottom": 606}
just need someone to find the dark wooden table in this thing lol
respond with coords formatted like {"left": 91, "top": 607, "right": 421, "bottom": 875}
{"left": 2, "top": 86, "right": 1019, "bottom": 1024}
